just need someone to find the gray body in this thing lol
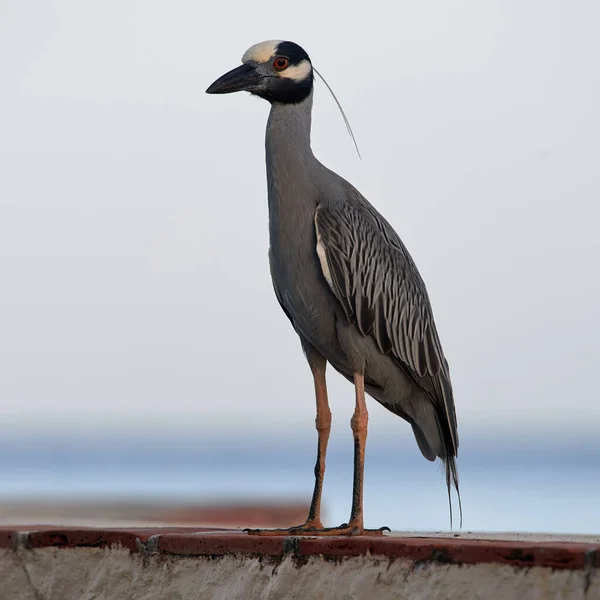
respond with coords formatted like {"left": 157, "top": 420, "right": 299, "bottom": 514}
{"left": 267, "top": 94, "right": 458, "bottom": 478}
{"left": 206, "top": 40, "right": 460, "bottom": 521}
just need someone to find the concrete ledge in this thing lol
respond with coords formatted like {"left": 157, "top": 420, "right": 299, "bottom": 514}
{"left": 2, "top": 527, "right": 599, "bottom": 570}
{"left": 1, "top": 527, "right": 598, "bottom": 599}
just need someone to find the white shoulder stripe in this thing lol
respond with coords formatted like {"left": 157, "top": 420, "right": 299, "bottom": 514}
{"left": 315, "top": 210, "right": 334, "bottom": 289}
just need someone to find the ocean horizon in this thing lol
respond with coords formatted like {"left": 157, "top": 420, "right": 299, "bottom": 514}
{"left": 0, "top": 427, "right": 598, "bottom": 534}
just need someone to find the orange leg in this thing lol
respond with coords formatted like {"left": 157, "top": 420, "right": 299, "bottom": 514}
{"left": 303, "top": 354, "right": 332, "bottom": 528}
{"left": 293, "top": 372, "right": 387, "bottom": 536}
{"left": 247, "top": 355, "right": 330, "bottom": 535}
{"left": 247, "top": 371, "right": 388, "bottom": 537}
{"left": 347, "top": 371, "right": 369, "bottom": 531}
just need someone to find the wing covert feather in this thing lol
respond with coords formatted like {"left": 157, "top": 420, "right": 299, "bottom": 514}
{"left": 314, "top": 199, "right": 458, "bottom": 452}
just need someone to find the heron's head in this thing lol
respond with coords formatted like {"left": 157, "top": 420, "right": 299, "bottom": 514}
{"left": 206, "top": 40, "right": 313, "bottom": 104}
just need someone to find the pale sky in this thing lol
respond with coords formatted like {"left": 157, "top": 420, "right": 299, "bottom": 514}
{"left": 1, "top": 0, "right": 599, "bottom": 438}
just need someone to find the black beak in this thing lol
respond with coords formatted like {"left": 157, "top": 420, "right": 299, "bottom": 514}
{"left": 206, "top": 63, "right": 260, "bottom": 95}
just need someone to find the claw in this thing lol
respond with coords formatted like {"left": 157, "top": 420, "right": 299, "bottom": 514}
{"left": 244, "top": 523, "right": 389, "bottom": 537}
{"left": 245, "top": 523, "right": 324, "bottom": 537}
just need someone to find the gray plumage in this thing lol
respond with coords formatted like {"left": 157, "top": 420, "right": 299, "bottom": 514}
{"left": 267, "top": 97, "right": 460, "bottom": 518}
{"left": 207, "top": 40, "right": 461, "bottom": 528}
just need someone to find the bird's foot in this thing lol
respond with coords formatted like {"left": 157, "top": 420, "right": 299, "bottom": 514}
{"left": 245, "top": 521, "right": 390, "bottom": 537}
{"left": 290, "top": 522, "right": 390, "bottom": 536}
{"left": 244, "top": 520, "right": 325, "bottom": 537}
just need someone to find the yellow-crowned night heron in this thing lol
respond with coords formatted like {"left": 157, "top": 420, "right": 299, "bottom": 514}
{"left": 206, "top": 40, "right": 460, "bottom": 536}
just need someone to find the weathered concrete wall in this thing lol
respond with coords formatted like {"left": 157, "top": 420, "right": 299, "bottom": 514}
{"left": 0, "top": 528, "right": 598, "bottom": 600}
{"left": 1, "top": 547, "right": 598, "bottom": 600}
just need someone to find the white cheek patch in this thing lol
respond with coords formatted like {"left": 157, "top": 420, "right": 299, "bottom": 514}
{"left": 242, "top": 40, "right": 282, "bottom": 64}
{"left": 279, "top": 59, "right": 312, "bottom": 81}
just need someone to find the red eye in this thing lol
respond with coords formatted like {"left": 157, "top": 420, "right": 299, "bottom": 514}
{"left": 273, "top": 56, "right": 289, "bottom": 71}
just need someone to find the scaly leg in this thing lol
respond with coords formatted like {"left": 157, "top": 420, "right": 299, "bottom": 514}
{"left": 247, "top": 354, "right": 331, "bottom": 535}
{"left": 302, "top": 353, "right": 331, "bottom": 528}
{"left": 247, "top": 371, "right": 388, "bottom": 537}
{"left": 347, "top": 371, "right": 369, "bottom": 531}
{"left": 290, "top": 372, "right": 387, "bottom": 536}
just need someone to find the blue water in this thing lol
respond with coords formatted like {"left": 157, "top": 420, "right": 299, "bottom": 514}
{"left": 1, "top": 430, "right": 598, "bottom": 533}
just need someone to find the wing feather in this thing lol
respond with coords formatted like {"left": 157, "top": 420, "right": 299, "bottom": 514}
{"left": 314, "top": 199, "right": 458, "bottom": 456}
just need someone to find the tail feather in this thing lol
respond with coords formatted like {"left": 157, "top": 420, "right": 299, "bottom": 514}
{"left": 415, "top": 416, "right": 462, "bottom": 529}
{"left": 411, "top": 403, "right": 462, "bottom": 529}
{"left": 444, "top": 454, "right": 462, "bottom": 529}
{"left": 405, "top": 412, "right": 462, "bottom": 529}
{"left": 368, "top": 386, "right": 461, "bottom": 528}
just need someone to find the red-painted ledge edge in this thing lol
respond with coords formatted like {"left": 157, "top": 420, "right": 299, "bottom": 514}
{"left": 1, "top": 527, "right": 598, "bottom": 571}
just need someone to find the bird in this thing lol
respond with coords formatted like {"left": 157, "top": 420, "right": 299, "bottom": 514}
{"left": 206, "top": 40, "right": 460, "bottom": 536}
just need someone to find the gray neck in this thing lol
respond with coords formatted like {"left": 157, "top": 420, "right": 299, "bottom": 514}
{"left": 266, "top": 92, "right": 314, "bottom": 163}
{"left": 265, "top": 93, "right": 319, "bottom": 213}
{"left": 264, "top": 91, "right": 322, "bottom": 259}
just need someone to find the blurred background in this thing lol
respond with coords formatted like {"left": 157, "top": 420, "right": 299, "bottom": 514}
{"left": 0, "top": 0, "right": 598, "bottom": 533}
